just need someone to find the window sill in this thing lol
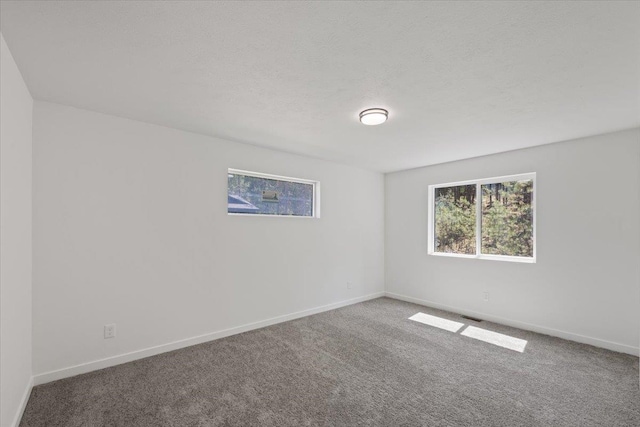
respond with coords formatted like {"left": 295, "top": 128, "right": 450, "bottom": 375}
{"left": 428, "top": 251, "right": 536, "bottom": 264}
{"left": 227, "top": 213, "right": 319, "bottom": 219}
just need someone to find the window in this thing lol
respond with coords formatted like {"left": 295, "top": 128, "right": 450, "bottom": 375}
{"left": 428, "top": 173, "right": 535, "bottom": 262}
{"left": 227, "top": 169, "right": 320, "bottom": 217}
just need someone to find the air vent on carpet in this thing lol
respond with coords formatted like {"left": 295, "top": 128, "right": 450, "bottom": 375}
{"left": 461, "top": 315, "right": 483, "bottom": 322}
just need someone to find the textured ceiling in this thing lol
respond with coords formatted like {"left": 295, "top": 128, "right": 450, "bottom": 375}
{"left": 1, "top": 1, "right": 638, "bottom": 172}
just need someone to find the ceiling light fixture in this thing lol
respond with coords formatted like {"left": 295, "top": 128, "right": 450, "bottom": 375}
{"left": 359, "top": 108, "right": 388, "bottom": 126}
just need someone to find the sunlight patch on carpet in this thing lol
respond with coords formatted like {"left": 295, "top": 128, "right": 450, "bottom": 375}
{"left": 461, "top": 326, "right": 527, "bottom": 352}
{"left": 409, "top": 312, "right": 465, "bottom": 333}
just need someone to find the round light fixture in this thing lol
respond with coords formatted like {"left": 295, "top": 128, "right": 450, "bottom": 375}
{"left": 359, "top": 108, "right": 388, "bottom": 125}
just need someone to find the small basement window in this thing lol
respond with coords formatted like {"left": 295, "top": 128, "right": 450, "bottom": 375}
{"left": 227, "top": 169, "right": 320, "bottom": 218}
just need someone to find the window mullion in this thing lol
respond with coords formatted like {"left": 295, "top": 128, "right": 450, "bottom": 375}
{"left": 476, "top": 183, "right": 482, "bottom": 256}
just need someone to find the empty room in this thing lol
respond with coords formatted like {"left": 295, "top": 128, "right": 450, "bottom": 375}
{"left": 1, "top": 1, "right": 639, "bottom": 426}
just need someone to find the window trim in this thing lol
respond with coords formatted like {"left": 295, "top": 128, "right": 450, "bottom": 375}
{"left": 427, "top": 172, "right": 536, "bottom": 263}
{"left": 227, "top": 168, "right": 321, "bottom": 218}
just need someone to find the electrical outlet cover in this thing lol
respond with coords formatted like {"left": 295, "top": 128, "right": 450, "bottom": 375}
{"left": 104, "top": 324, "right": 116, "bottom": 339}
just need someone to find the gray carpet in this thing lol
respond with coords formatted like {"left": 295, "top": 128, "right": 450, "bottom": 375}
{"left": 20, "top": 297, "right": 640, "bottom": 426}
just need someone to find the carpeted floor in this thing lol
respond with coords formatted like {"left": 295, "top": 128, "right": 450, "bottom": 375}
{"left": 20, "top": 297, "right": 640, "bottom": 426}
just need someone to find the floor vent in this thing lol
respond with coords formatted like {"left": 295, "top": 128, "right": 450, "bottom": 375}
{"left": 461, "top": 315, "right": 483, "bottom": 322}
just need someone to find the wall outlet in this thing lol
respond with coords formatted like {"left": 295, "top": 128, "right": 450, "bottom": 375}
{"left": 483, "top": 292, "right": 490, "bottom": 302}
{"left": 347, "top": 282, "right": 352, "bottom": 290}
{"left": 104, "top": 323, "right": 116, "bottom": 339}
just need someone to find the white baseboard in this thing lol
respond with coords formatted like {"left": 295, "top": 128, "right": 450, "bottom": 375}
{"left": 12, "top": 376, "right": 33, "bottom": 427}
{"left": 385, "top": 292, "right": 639, "bottom": 356}
{"left": 33, "top": 292, "right": 385, "bottom": 386}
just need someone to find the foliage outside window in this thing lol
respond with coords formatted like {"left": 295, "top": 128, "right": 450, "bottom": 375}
{"left": 227, "top": 169, "right": 320, "bottom": 217}
{"left": 429, "top": 173, "right": 535, "bottom": 262}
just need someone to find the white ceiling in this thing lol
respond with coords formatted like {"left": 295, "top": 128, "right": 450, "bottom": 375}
{"left": 1, "top": 1, "right": 638, "bottom": 172}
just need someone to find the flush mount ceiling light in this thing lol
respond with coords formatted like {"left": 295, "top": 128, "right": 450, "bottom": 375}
{"left": 359, "top": 108, "right": 388, "bottom": 126}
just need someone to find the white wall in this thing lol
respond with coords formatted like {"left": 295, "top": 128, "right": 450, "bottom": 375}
{"left": 0, "top": 34, "right": 33, "bottom": 427}
{"left": 386, "top": 129, "right": 640, "bottom": 355}
{"left": 32, "top": 101, "right": 385, "bottom": 379}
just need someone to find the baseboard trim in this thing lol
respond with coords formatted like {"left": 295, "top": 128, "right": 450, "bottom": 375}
{"left": 11, "top": 375, "right": 33, "bottom": 427}
{"left": 384, "top": 292, "right": 639, "bottom": 356}
{"left": 33, "top": 292, "right": 385, "bottom": 386}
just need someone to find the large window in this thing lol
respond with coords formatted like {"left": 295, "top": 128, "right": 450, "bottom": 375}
{"left": 227, "top": 169, "right": 320, "bottom": 217}
{"left": 428, "top": 173, "right": 535, "bottom": 262}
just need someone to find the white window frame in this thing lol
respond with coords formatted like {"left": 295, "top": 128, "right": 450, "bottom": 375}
{"left": 428, "top": 172, "right": 536, "bottom": 263}
{"left": 227, "top": 168, "right": 321, "bottom": 218}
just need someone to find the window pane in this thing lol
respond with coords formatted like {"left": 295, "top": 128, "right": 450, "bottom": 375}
{"left": 228, "top": 172, "right": 314, "bottom": 217}
{"left": 434, "top": 184, "right": 476, "bottom": 254}
{"left": 481, "top": 180, "right": 533, "bottom": 257}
